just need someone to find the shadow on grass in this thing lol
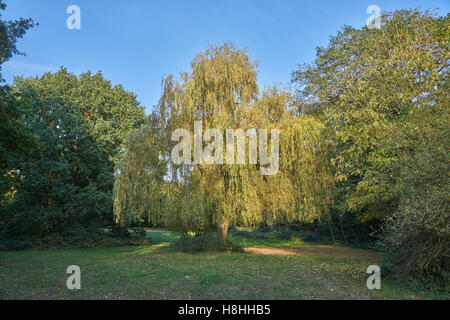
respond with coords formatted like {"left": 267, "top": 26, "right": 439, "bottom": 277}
{"left": 121, "top": 243, "right": 174, "bottom": 255}
{"left": 147, "top": 231, "right": 180, "bottom": 245}
{"left": 119, "top": 231, "right": 181, "bottom": 256}
{"left": 238, "top": 237, "right": 308, "bottom": 248}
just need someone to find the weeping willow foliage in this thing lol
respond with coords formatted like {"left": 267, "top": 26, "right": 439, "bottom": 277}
{"left": 113, "top": 116, "right": 169, "bottom": 227}
{"left": 113, "top": 43, "right": 333, "bottom": 238}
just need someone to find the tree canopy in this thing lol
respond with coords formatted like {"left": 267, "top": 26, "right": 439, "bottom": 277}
{"left": 0, "top": 0, "right": 36, "bottom": 82}
{"left": 114, "top": 43, "right": 334, "bottom": 242}
{"left": 292, "top": 9, "right": 449, "bottom": 221}
{"left": 14, "top": 68, "right": 147, "bottom": 165}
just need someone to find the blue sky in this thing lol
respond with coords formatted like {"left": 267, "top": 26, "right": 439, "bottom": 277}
{"left": 2, "top": 0, "right": 449, "bottom": 114}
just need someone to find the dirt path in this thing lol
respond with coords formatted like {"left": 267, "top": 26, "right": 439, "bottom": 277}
{"left": 245, "top": 245, "right": 381, "bottom": 261}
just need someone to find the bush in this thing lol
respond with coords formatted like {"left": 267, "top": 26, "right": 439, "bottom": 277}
{"left": 297, "top": 231, "right": 320, "bottom": 242}
{"left": 111, "top": 225, "right": 132, "bottom": 238}
{"left": 380, "top": 191, "right": 449, "bottom": 290}
{"left": 279, "top": 229, "right": 297, "bottom": 240}
{"left": 288, "top": 223, "right": 306, "bottom": 232}
{"left": 173, "top": 232, "right": 245, "bottom": 253}
{"left": 133, "top": 228, "right": 147, "bottom": 237}
{"left": 0, "top": 225, "right": 151, "bottom": 251}
{"left": 230, "top": 229, "right": 273, "bottom": 239}
{"left": 257, "top": 225, "right": 273, "bottom": 233}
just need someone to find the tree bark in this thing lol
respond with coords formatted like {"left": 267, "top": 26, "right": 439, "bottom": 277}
{"left": 328, "top": 213, "right": 336, "bottom": 244}
{"left": 217, "top": 216, "right": 229, "bottom": 244}
{"left": 338, "top": 216, "right": 347, "bottom": 243}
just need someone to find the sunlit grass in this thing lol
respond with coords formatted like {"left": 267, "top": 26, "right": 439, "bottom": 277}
{"left": 237, "top": 237, "right": 308, "bottom": 248}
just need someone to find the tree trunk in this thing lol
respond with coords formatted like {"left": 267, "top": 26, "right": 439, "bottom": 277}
{"left": 328, "top": 213, "right": 336, "bottom": 244}
{"left": 329, "top": 222, "right": 336, "bottom": 244}
{"left": 338, "top": 216, "right": 348, "bottom": 243}
{"left": 217, "top": 216, "right": 229, "bottom": 245}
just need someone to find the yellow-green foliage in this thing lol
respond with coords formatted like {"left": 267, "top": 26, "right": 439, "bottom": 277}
{"left": 113, "top": 117, "right": 169, "bottom": 227}
{"left": 114, "top": 43, "right": 333, "bottom": 233}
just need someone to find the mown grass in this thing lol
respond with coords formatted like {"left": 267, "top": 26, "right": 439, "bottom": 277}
{"left": 0, "top": 231, "right": 444, "bottom": 300}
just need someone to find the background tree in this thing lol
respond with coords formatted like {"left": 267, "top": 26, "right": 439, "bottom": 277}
{"left": 380, "top": 84, "right": 449, "bottom": 287}
{"left": 3, "top": 87, "right": 112, "bottom": 237}
{"left": 292, "top": 9, "right": 449, "bottom": 284}
{"left": 14, "top": 68, "right": 147, "bottom": 165}
{"left": 0, "top": 0, "right": 36, "bottom": 82}
{"left": 0, "top": 0, "right": 36, "bottom": 202}
{"left": 0, "top": 86, "right": 34, "bottom": 202}
{"left": 11, "top": 69, "right": 147, "bottom": 225}
{"left": 0, "top": 0, "right": 34, "bottom": 231}
{"left": 292, "top": 9, "right": 449, "bottom": 221}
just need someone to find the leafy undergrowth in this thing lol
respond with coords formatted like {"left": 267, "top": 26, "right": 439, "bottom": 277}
{"left": 173, "top": 232, "right": 245, "bottom": 253}
{"left": 0, "top": 226, "right": 152, "bottom": 251}
{"left": 0, "top": 231, "right": 445, "bottom": 300}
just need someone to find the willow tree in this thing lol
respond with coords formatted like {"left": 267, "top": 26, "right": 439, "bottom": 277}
{"left": 249, "top": 87, "right": 334, "bottom": 235}
{"left": 159, "top": 43, "right": 261, "bottom": 243}
{"left": 114, "top": 43, "right": 333, "bottom": 243}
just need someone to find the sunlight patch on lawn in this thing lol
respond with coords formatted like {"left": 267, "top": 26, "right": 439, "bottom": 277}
{"left": 121, "top": 243, "right": 172, "bottom": 255}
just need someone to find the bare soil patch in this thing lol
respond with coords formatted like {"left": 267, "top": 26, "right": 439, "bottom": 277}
{"left": 245, "top": 245, "right": 381, "bottom": 261}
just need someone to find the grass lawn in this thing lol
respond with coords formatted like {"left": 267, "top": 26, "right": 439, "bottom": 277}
{"left": 0, "top": 231, "right": 442, "bottom": 300}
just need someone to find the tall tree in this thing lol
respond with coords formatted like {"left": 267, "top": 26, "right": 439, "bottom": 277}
{"left": 292, "top": 9, "right": 449, "bottom": 221}
{"left": 114, "top": 43, "right": 333, "bottom": 243}
{"left": 0, "top": 0, "right": 36, "bottom": 82}
{"left": 159, "top": 43, "right": 260, "bottom": 243}
{"left": 0, "top": 86, "right": 34, "bottom": 201}
{"left": 14, "top": 68, "right": 147, "bottom": 165}
{"left": 0, "top": 0, "right": 36, "bottom": 201}
{"left": 3, "top": 87, "right": 113, "bottom": 237}
{"left": 12, "top": 69, "right": 147, "bottom": 226}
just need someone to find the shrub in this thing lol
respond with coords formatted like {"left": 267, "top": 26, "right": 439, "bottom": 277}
{"left": 111, "top": 225, "right": 132, "bottom": 238}
{"left": 133, "top": 228, "right": 147, "bottom": 237}
{"left": 173, "top": 232, "right": 245, "bottom": 253}
{"left": 380, "top": 191, "right": 449, "bottom": 290}
{"left": 256, "top": 225, "right": 273, "bottom": 233}
{"left": 230, "top": 229, "right": 272, "bottom": 239}
{"left": 279, "top": 229, "right": 297, "bottom": 240}
{"left": 0, "top": 225, "right": 151, "bottom": 251}
{"left": 297, "top": 231, "right": 320, "bottom": 242}
{"left": 288, "top": 224, "right": 305, "bottom": 232}
{"left": 230, "top": 227, "right": 312, "bottom": 241}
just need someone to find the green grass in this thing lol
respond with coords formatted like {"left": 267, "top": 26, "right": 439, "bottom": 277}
{"left": 237, "top": 237, "right": 309, "bottom": 248}
{"left": 0, "top": 231, "right": 443, "bottom": 300}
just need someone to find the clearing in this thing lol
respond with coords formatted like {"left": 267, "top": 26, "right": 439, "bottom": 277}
{"left": 0, "top": 231, "right": 440, "bottom": 299}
